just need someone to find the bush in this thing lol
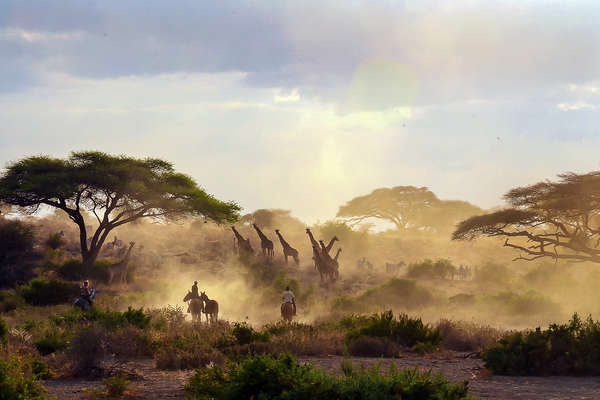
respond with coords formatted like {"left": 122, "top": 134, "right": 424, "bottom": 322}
{"left": 33, "top": 327, "right": 69, "bottom": 355}
{"left": 437, "top": 319, "right": 504, "bottom": 352}
{"left": 56, "top": 259, "right": 111, "bottom": 283}
{"left": 69, "top": 324, "right": 106, "bottom": 377}
{"left": 185, "top": 353, "right": 472, "bottom": 400}
{"left": 20, "top": 278, "right": 79, "bottom": 306}
{"left": 484, "top": 313, "right": 600, "bottom": 375}
{"left": 345, "top": 311, "right": 442, "bottom": 352}
{"left": 51, "top": 306, "right": 151, "bottom": 330}
{"left": 102, "top": 374, "right": 131, "bottom": 397}
{"left": 0, "top": 355, "right": 49, "bottom": 399}
{"left": 406, "top": 259, "right": 457, "bottom": 280}
{"left": 231, "top": 323, "right": 271, "bottom": 346}
{"left": 44, "top": 232, "right": 65, "bottom": 250}
{"left": 346, "top": 335, "right": 402, "bottom": 357}
{"left": 0, "top": 289, "right": 25, "bottom": 312}
{"left": 0, "top": 219, "right": 38, "bottom": 288}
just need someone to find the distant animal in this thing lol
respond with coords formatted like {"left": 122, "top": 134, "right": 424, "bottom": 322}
{"left": 281, "top": 302, "right": 294, "bottom": 322}
{"left": 108, "top": 242, "right": 135, "bottom": 285}
{"left": 275, "top": 229, "right": 300, "bottom": 266}
{"left": 386, "top": 261, "right": 405, "bottom": 274}
{"left": 253, "top": 223, "right": 274, "bottom": 259}
{"left": 183, "top": 291, "right": 204, "bottom": 322}
{"left": 200, "top": 291, "right": 219, "bottom": 324}
{"left": 105, "top": 236, "right": 124, "bottom": 251}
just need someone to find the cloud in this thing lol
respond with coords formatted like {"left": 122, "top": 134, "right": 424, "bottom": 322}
{"left": 557, "top": 102, "right": 598, "bottom": 111}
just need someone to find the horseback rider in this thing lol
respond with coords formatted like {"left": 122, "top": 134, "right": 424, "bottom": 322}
{"left": 81, "top": 280, "right": 93, "bottom": 306}
{"left": 281, "top": 286, "right": 296, "bottom": 316}
{"left": 191, "top": 281, "right": 200, "bottom": 299}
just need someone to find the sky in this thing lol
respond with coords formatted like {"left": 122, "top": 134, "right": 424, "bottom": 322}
{"left": 1, "top": 0, "right": 600, "bottom": 224}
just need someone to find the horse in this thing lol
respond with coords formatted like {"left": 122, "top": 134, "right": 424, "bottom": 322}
{"left": 183, "top": 291, "right": 204, "bottom": 323}
{"left": 281, "top": 302, "right": 294, "bottom": 322}
{"left": 200, "top": 291, "right": 219, "bottom": 324}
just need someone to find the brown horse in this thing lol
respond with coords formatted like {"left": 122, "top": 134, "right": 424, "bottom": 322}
{"left": 200, "top": 291, "right": 219, "bottom": 324}
{"left": 183, "top": 291, "right": 204, "bottom": 323}
{"left": 281, "top": 302, "right": 294, "bottom": 322}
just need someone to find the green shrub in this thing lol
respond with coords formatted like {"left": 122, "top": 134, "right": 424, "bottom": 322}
{"left": 0, "top": 219, "right": 38, "bottom": 288}
{"left": 406, "top": 259, "right": 457, "bottom": 280}
{"left": 345, "top": 311, "right": 442, "bottom": 353}
{"left": 51, "top": 306, "right": 151, "bottom": 330}
{"left": 102, "top": 374, "right": 131, "bottom": 397}
{"left": 20, "top": 278, "right": 79, "bottom": 306}
{"left": 231, "top": 323, "right": 271, "bottom": 346}
{"left": 0, "top": 355, "right": 49, "bottom": 399}
{"left": 484, "top": 313, "right": 600, "bottom": 375}
{"left": 56, "top": 259, "right": 111, "bottom": 283}
{"left": 0, "top": 289, "right": 26, "bottom": 312}
{"left": 185, "top": 353, "right": 472, "bottom": 399}
{"left": 33, "top": 327, "right": 69, "bottom": 355}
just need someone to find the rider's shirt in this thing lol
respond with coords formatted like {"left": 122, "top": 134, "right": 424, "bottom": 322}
{"left": 282, "top": 290, "right": 295, "bottom": 304}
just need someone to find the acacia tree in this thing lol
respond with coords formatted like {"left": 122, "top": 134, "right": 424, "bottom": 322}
{"left": 336, "top": 186, "right": 440, "bottom": 231}
{"left": 453, "top": 171, "right": 600, "bottom": 263}
{"left": 0, "top": 151, "right": 241, "bottom": 269}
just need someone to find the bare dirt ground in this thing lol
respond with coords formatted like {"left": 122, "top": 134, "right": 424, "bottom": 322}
{"left": 45, "top": 353, "right": 600, "bottom": 399}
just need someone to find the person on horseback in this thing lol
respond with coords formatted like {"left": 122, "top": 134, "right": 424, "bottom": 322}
{"left": 81, "top": 280, "right": 93, "bottom": 306}
{"left": 281, "top": 286, "right": 296, "bottom": 316}
{"left": 191, "top": 281, "right": 200, "bottom": 299}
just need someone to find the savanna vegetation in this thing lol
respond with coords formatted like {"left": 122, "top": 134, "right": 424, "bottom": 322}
{"left": 4, "top": 156, "right": 600, "bottom": 398}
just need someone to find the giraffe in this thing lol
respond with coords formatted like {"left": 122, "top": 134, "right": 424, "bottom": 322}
{"left": 331, "top": 248, "right": 342, "bottom": 280}
{"left": 305, "top": 228, "right": 321, "bottom": 271}
{"left": 275, "top": 229, "right": 299, "bottom": 265}
{"left": 252, "top": 224, "right": 274, "bottom": 259}
{"left": 325, "top": 236, "right": 339, "bottom": 253}
{"left": 306, "top": 229, "right": 337, "bottom": 282}
{"left": 231, "top": 226, "right": 253, "bottom": 256}
{"left": 108, "top": 242, "right": 135, "bottom": 285}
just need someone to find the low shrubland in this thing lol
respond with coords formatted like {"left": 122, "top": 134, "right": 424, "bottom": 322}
{"left": 0, "top": 354, "right": 49, "bottom": 400}
{"left": 482, "top": 290, "right": 559, "bottom": 317}
{"left": 484, "top": 313, "right": 600, "bottom": 375}
{"left": 345, "top": 311, "right": 442, "bottom": 356}
{"left": 20, "top": 278, "right": 79, "bottom": 306}
{"left": 437, "top": 319, "right": 505, "bottom": 352}
{"left": 185, "top": 353, "right": 473, "bottom": 400}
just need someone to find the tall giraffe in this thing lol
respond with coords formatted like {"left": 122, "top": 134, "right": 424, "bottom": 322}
{"left": 332, "top": 248, "right": 342, "bottom": 280}
{"left": 305, "top": 228, "right": 321, "bottom": 268}
{"left": 275, "top": 229, "right": 299, "bottom": 265}
{"left": 325, "top": 236, "right": 339, "bottom": 253}
{"left": 231, "top": 226, "right": 253, "bottom": 256}
{"left": 108, "top": 242, "right": 135, "bottom": 285}
{"left": 252, "top": 224, "right": 274, "bottom": 259}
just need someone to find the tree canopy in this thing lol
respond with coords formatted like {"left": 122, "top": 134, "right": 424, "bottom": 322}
{"left": 336, "top": 186, "right": 481, "bottom": 233}
{"left": 453, "top": 171, "right": 600, "bottom": 263}
{"left": 0, "top": 151, "right": 241, "bottom": 267}
{"left": 240, "top": 209, "right": 304, "bottom": 230}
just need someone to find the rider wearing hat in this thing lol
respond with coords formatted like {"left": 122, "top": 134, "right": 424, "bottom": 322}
{"left": 191, "top": 280, "right": 200, "bottom": 299}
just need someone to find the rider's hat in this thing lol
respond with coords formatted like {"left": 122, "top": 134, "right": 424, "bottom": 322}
{"left": 194, "top": 280, "right": 198, "bottom": 284}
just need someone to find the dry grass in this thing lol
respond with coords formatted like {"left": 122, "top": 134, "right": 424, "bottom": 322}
{"left": 437, "top": 319, "right": 506, "bottom": 352}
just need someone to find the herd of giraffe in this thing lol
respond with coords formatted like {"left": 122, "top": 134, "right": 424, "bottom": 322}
{"left": 231, "top": 225, "right": 341, "bottom": 282}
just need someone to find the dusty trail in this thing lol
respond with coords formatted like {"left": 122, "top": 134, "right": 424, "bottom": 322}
{"left": 45, "top": 354, "right": 600, "bottom": 399}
